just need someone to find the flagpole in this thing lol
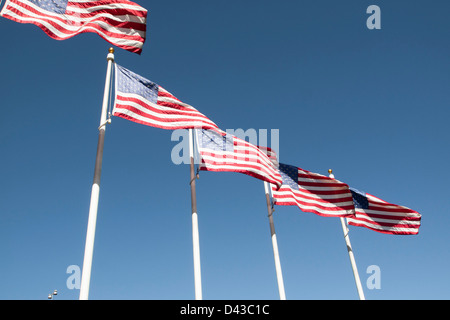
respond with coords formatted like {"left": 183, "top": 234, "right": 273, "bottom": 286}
{"left": 328, "top": 169, "right": 365, "bottom": 300}
{"left": 189, "top": 129, "right": 202, "bottom": 300}
{"left": 79, "top": 48, "right": 115, "bottom": 300}
{"left": 264, "top": 181, "right": 286, "bottom": 300}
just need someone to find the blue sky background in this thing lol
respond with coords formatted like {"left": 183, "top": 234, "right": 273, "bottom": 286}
{"left": 0, "top": 0, "right": 449, "bottom": 300}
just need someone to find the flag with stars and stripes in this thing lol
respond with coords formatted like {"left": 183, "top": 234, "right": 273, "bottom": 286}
{"left": 113, "top": 64, "right": 220, "bottom": 130}
{"left": 346, "top": 188, "right": 421, "bottom": 235}
{"left": 271, "top": 163, "right": 355, "bottom": 218}
{"left": 0, "top": 0, "right": 147, "bottom": 54}
{"left": 195, "top": 129, "right": 283, "bottom": 188}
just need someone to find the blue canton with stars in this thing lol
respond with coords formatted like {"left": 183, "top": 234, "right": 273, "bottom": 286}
{"left": 350, "top": 188, "right": 369, "bottom": 209}
{"left": 279, "top": 163, "right": 299, "bottom": 190}
{"left": 198, "top": 129, "right": 234, "bottom": 152}
{"left": 28, "top": 0, "right": 68, "bottom": 14}
{"left": 116, "top": 64, "right": 159, "bottom": 104}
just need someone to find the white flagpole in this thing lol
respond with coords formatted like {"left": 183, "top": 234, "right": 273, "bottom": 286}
{"left": 264, "top": 181, "right": 286, "bottom": 300}
{"left": 328, "top": 169, "right": 365, "bottom": 300}
{"left": 79, "top": 48, "right": 115, "bottom": 300}
{"left": 189, "top": 129, "right": 202, "bottom": 300}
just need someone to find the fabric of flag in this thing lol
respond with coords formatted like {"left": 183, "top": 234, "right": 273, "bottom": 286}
{"left": 257, "top": 145, "right": 279, "bottom": 168}
{"left": 271, "top": 163, "right": 355, "bottom": 218}
{"left": 195, "top": 129, "right": 283, "bottom": 188}
{"left": 346, "top": 188, "right": 421, "bottom": 235}
{"left": 113, "top": 64, "right": 220, "bottom": 130}
{"left": 0, "top": 0, "right": 147, "bottom": 54}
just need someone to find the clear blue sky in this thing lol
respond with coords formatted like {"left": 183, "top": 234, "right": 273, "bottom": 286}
{"left": 0, "top": 0, "right": 449, "bottom": 300}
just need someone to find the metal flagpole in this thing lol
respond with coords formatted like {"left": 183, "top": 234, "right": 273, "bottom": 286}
{"left": 264, "top": 181, "right": 286, "bottom": 300}
{"left": 189, "top": 129, "right": 202, "bottom": 300}
{"left": 328, "top": 169, "right": 365, "bottom": 300}
{"left": 79, "top": 48, "right": 115, "bottom": 300}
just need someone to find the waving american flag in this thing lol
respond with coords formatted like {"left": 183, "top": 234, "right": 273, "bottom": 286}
{"left": 271, "top": 163, "right": 356, "bottom": 218}
{"left": 0, "top": 0, "right": 147, "bottom": 54}
{"left": 196, "top": 129, "right": 283, "bottom": 188}
{"left": 113, "top": 64, "right": 219, "bottom": 130}
{"left": 347, "top": 188, "right": 421, "bottom": 235}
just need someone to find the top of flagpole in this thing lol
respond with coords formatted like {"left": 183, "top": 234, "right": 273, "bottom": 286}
{"left": 328, "top": 169, "right": 334, "bottom": 179}
{"left": 107, "top": 47, "right": 115, "bottom": 61}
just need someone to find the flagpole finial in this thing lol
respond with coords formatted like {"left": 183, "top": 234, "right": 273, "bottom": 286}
{"left": 107, "top": 48, "right": 115, "bottom": 62}
{"left": 328, "top": 169, "right": 335, "bottom": 179}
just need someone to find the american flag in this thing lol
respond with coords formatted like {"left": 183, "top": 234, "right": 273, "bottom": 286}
{"left": 0, "top": 0, "right": 147, "bottom": 54}
{"left": 113, "top": 64, "right": 219, "bottom": 130}
{"left": 271, "top": 163, "right": 355, "bottom": 217}
{"left": 195, "top": 129, "right": 283, "bottom": 188}
{"left": 347, "top": 188, "right": 421, "bottom": 235}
